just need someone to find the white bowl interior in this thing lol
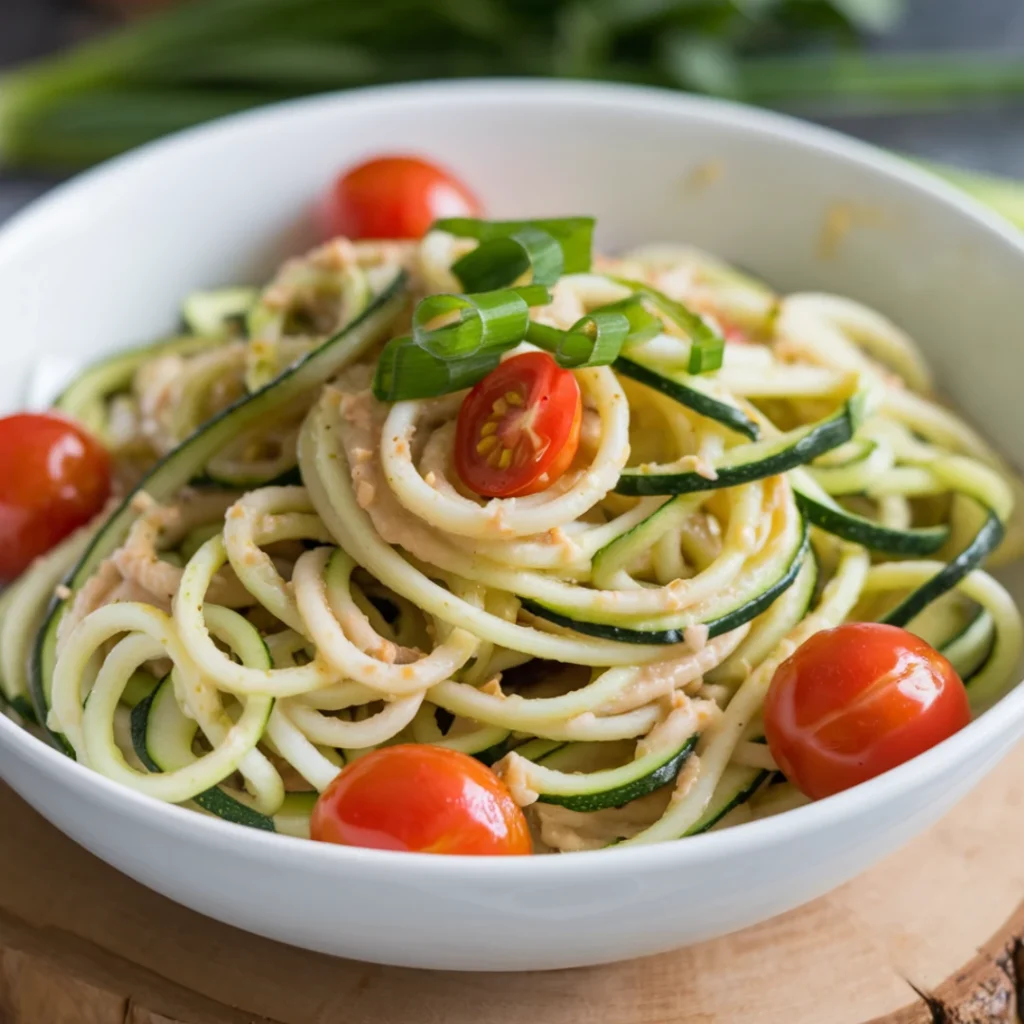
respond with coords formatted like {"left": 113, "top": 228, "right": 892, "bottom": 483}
{"left": 0, "top": 81, "right": 1022, "bottom": 970}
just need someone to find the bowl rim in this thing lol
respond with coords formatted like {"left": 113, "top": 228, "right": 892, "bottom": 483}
{"left": 2, "top": 77, "right": 1023, "bottom": 878}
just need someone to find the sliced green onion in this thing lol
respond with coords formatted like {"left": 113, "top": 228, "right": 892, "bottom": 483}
{"left": 436, "top": 217, "right": 596, "bottom": 290}
{"left": 612, "top": 278, "right": 725, "bottom": 374}
{"left": 515, "top": 284, "right": 556, "bottom": 309}
{"left": 523, "top": 294, "right": 662, "bottom": 370}
{"left": 373, "top": 285, "right": 551, "bottom": 402}
{"left": 412, "top": 289, "right": 532, "bottom": 357}
{"left": 375, "top": 227, "right": 719, "bottom": 399}
{"left": 603, "top": 295, "right": 664, "bottom": 347}
{"left": 557, "top": 310, "right": 631, "bottom": 367}
{"left": 526, "top": 310, "right": 630, "bottom": 368}
{"left": 451, "top": 226, "right": 564, "bottom": 291}
{"left": 372, "top": 339, "right": 493, "bottom": 402}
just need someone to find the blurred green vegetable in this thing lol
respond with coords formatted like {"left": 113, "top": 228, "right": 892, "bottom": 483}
{"left": 0, "top": 0, "right": 924, "bottom": 169}
{"left": 923, "top": 162, "right": 1024, "bottom": 234}
{"left": 4, "top": 0, "right": 1024, "bottom": 252}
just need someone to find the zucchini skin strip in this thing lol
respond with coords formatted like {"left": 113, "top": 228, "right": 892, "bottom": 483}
{"left": 940, "top": 610, "right": 996, "bottom": 684}
{"left": 883, "top": 511, "right": 1005, "bottom": 628}
{"left": 793, "top": 487, "right": 948, "bottom": 555}
{"left": 130, "top": 683, "right": 276, "bottom": 832}
{"left": 686, "top": 765, "right": 771, "bottom": 835}
{"left": 53, "top": 334, "right": 226, "bottom": 440}
{"left": 615, "top": 391, "right": 869, "bottom": 496}
{"left": 614, "top": 356, "right": 760, "bottom": 441}
{"left": 521, "top": 520, "right": 809, "bottom": 645}
{"left": 533, "top": 735, "right": 699, "bottom": 813}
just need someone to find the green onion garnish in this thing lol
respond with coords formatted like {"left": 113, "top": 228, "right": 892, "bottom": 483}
{"left": 373, "top": 226, "right": 729, "bottom": 401}
{"left": 450, "top": 226, "right": 564, "bottom": 292}
{"left": 372, "top": 336, "right": 507, "bottom": 403}
{"left": 373, "top": 285, "right": 551, "bottom": 402}
{"left": 612, "top": 279, "right": 726, "bottom": 374}
{"left": 436, "top": 217, "right": 596, "bottom": 291}
{"left": 526, "top": 310, "right": 629, "bottom": 369}
{"left": 525, "top": 295, "right": 662, "bottom": 370}
{"left": 602, "top": 296, "right": 664, "bottom": 347}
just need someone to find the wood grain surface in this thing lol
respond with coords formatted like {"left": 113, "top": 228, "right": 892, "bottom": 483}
{"left": 2, "top": 743, "right": 1024, "bottom": 1022}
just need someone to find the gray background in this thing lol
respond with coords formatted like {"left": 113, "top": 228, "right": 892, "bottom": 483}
{"left": 3, "top": 0, "right": 1024, "bottom": 224}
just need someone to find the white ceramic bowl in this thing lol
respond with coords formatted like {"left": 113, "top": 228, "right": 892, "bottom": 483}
{"left": 1, "top": 81, "right": 1023, "bottom": 972}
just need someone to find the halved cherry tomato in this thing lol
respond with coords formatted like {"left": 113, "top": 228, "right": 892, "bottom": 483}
{"left": 764, "top": 622, "right": 970, "bottom": 800}
{"left": 311, "top": 745, "right": 532, "bottom": 855}
{"left": 322, "top": 155, "right": 480, "bottom": 240}
{"left": 455, "top": 352, "right": 583, "bottom": 499}
{"left": 0, "top": 414, "right": 112, "bottom": 583}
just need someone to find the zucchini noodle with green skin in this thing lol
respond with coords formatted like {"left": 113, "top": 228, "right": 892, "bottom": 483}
{"left": 6, "top": 225, "right": 1023, "bottom": 853}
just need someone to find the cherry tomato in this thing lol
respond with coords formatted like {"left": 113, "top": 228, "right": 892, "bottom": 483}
{"left": 0, "top": 414, "right": 112, "bottom": 583}
{"left": 311, "top": 745, "right": 533, "bottom": 855}
{"left": 455, "top": 352, "right": 583, "bottom": 499}
{"left": 322, "top": 155, "right": 480, "bottom": 240}
{"left": 764, "top": 622, "right": 970, "bottom": 800}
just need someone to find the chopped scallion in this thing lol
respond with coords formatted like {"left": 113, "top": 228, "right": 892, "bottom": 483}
{"left": 436, "top": 217, "right": 596, "bottom": 289}
{"left": 451, "top": 226, "right": 564, "bottom": 291}
{"left": 612, "top": 279, "right": 725, "bottom": 374}
{"left": 525, "top": 295, "right": 662, "bottom": 369}
{"left": 373, "top": 285, "right": 552, "bottom": 401}
{"left": 412, "top": 289, "right": 533, "bottom": 358}
{"left": 526, "top": 310, "right": 629, "bottom": 368}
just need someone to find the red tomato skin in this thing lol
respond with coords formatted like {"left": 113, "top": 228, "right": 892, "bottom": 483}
{"left": 310, "top": 745, "right": 533, "bottom": 856}
{"left": 454, "top": 352, "right": 583, "bottom": 499}
{"left": 504, "top": 395, "right": 583, "bottom": 499}
{"left": 0, "top": 414, "right": 111, "bottom": 583}
{"left": 764, "top": 623, "right": 970, "bottom": 800}
{"left": 323, "top": 156, "right": 480, "bottom": 240}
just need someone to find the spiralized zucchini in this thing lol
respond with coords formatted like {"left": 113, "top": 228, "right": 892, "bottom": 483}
{"left": 6, "top": 226, "right": 1021, "bottom": 854}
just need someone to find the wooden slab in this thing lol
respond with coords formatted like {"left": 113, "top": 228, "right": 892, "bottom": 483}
{"left": 4, "top": 745, "right": 1024, "bottom": 1023}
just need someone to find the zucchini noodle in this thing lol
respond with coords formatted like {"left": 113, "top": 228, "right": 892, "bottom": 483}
{"left": 5, "top": 225, "right": 1020, "bottom": 854}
